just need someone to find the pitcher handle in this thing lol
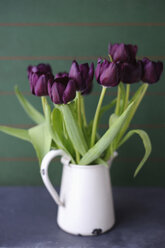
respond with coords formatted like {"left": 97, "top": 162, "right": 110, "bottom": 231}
{"left": 40, "top": 149, "right": 71, "bottom": 206}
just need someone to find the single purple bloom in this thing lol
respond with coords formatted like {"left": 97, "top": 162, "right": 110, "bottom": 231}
{"left": 69, "top": 60, "right": 94, "bottom": 94}
{"left": 120, "top": 60, "right": 142, "bottom": 84}
{"left": 95, "top": 58, "right": 120, "bottom": 87}
{"left": 108, "top": 43, "right": 138, "bottom": 63}
{"left": 27, "top": 64, "right": 54, "bottom": 96}
{"left": 141, "top": 57, "right": 163, "bottom": 84}
{"left": 48, "top": 72, "right": 76, "bottom": 104}
{"left": 95, "top": 58, "right": 110, "bottom": 82}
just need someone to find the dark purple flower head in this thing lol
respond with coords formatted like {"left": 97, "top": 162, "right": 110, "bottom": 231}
{"left": 141, "top": 58, "right": 163, "bottom": 84}
{"left": 108, "top": 43, "right": 138, "bottom": 63}
{"left": 28, "top": 64, "right": 54, "bottom": 96}
{"left": 69, "top": 60, "right": 94, "bottom": 94}
{"left": 120, "top": 60, "right": 142, "bottom": 84}
{"left": 54, "top": 72, "right": 69, "bottom": 83}
{"left": 95, "top": 58, "right": 120, "bottom": 87}
{"left": 48, "top": 72, "right": 76, "bottom": 104}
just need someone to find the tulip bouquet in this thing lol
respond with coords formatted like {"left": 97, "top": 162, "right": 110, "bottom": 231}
{"left": 0, "top": 43, "right": 163, "bottom": 176}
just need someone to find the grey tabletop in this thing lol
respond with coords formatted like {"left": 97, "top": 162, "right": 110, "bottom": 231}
{"left": 0, "top": 187, "right": 165, "bottom": 248}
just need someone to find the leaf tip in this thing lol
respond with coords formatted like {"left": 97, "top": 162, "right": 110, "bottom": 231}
{"left": 133, "top": 170, "right": 138, "bottom": 178}
{"left": 14, "top": 85, "right": 19, "bottom": 93}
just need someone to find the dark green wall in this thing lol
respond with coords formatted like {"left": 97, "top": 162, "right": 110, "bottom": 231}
{"left": 0, "top": 0, "right": 164, "bottom": 186}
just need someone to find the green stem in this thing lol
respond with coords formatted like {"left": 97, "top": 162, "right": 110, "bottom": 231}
{"left": 76, "top": 92, "right": 83, "bottom": 163}
{"left": 77, "top": 92, "right": 82, "bottom": 129}
{"left": 115, "top": 84, "right": 121, "bottom": 115}
{"left": 90, "top": 87, "right": 107, "bottom": 147}
{"left": 108, "top": 55, "right": 113, "bottom": 62}
{"left": 80, "top": 95, "right": 87, "bottom": 127}
{"left": 124, "top": 84, "right": 130, "bottom": 110}
{"left": 41, "top": 96, "right": 46, "bottom": 115}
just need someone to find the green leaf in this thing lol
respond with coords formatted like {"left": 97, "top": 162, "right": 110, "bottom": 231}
{"left": 96, "top": 158, "right": 108, "bottom": 167}
{"left": 118, "top": 129, "right": 152, "bottom": 177}
{"left": 103, "top": 113, "right": 119, "bottom": 160}
{"left": 15, "top": 86, "right": 44, "bottom": 124}
{"left": 40, "top": 98, "right": 76, "bottom": 160}
{"left": 79, "top": 102, "right": 134, "bottom": 165}
{"left": 28, "top": 122, "right": 52, "bottom": 165}
{"left": 51, "top": 108, "right": 75, "bottom": 161}
{"left": 109, "top": 113, "right": 119, "bottom": 127}
{"left": 116, "top": 83, "right": 148, "bottom": 144}
{"left": 82, "top": 121, "right": 93, "bottom": 147}
{"left": 44, "top": 101, "right": 63, "bottom": 149}
{"left": 51, "top": 140, "right": 58, "bottom": 150}
{"left": 41, "top": 98, "right": 75, "bottom": 161}
{"left": 59, "top": 103, "right": 88, "bottom": 156}
{"left": 0, "top": 125, "right": 30, "bottom": 142}
{"left": 130, "top": 83, "right": 146, "bottom": 103}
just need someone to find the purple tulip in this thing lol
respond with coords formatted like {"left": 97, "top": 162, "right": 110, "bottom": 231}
{"left": 28, "top": 64, "right": 54, "bottom": 96}
{"left": 95, "top": 58, "right": 120, "bottom": 87}
{"left": 120, "top": 60, "right": 142, "bottom": 84}
{"left": 48, "top": 72, "right": 76, "bottom": 104}
{"left": 69, "top": 60, "right": 94, "bottom": 94}
{"left": 108, "top": 43, "right": 138, "bottom": 63}
{"left": 141, "top": 58, "right": 163, "bottom": 84}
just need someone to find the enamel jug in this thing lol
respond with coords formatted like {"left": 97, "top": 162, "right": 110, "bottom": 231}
{"left": 40, "top": 149, "right": 116, "bottom": 236}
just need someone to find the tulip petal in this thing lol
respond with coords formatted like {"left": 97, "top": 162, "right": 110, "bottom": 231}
{"left": 69, "top": 60, "right": 82, "bottom": 90}
{"left": 79, "top": 63, "right": 89, "bottom": 81}
{"left": 27, "top": 63, "right": 54, "bottom": 97}
{"left": 51, "top": 82, "right": 65, "bottom": 104}
{"left": 47, "top": 81, "right": 52, "bottom": 98}
{"left": 82, "top": 78, "right": 93, "bottom": 95}
{"left": 88, "top": 62, "right": 94, "bottom": 81}
{"left": 113, "top": 43, "right": 128, "bottom": 62}
{"left": 121, "top": 61, "right": 142, "bottom": 84}
{"left": 37, "top": 63, "right": 52, "bottom": 74}
{"left": 95, "top": 59, "right": 102, "bottom": 82}
{"left": 63, "top": 80, "right": 76, "bottom": 104}
{"left": 31, "top": 66, "right": 38, "bottom": 73}
{"left": 142, "top": 58, "right": 163, "bottom": 84}
{"left": 100, "top": 62, "right": 120, "bottom": 87}
{"left": 95, "top": 58, "right": 110, "bottom": 84}
{"left": 109, "top": 43, "right": 138, "bottom": 62}
{"left": 81, "top": 62, "right": 94, "bottom": 95}
{"left": 34, "top": 75, "right": 48, "bottom": 96}
{"left": 30, "top": 73, "right": 38, "bottom": 94}
{"left": 127, "top": 44, "right": 138, "bottom": 60}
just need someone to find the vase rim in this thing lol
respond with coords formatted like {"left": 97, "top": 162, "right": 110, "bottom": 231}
{"left": 65, "top": 162, "right": 109, "bottom": 170}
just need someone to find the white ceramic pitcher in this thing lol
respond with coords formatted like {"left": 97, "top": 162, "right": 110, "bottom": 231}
{"left": 40, "top": 149, "right": 116, "bottom": 236}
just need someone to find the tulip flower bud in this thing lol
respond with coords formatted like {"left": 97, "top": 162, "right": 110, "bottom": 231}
{"left": 120, "top": 61, "right": 142, "bottom": 84}
{"left": 108, "top": 43, "right": 137, "bottom": 63}
{"left": 141, "top": 58, "right": 163, "bottom": 84}
{"left": 69, "top": 60, "right": 94, "bottom": 94}
{"left": 28, "top": 64, "right": 54, "bottom": 96}
{"left": 48, "top": 72, "right": 77, "bottom": 104}
{"left": 95, "top": 58, "right": 120, "bottom": 87}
